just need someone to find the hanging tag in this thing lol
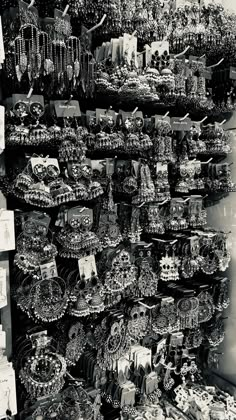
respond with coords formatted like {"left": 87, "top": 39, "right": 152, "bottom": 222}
{"left": 96, "top": 108, "right": 116, "bottom": 125}
{"left": 132, "top": 160, "right": 140, "bottom": 178}
{"left": 106, "top": 158, "right": 115, "bottom": 176}
{"left": 151, "top": 40, "right": 169, "bottom": 56}
{"left": 0, "top": 366, "right": 17, "bottom": 418}
{"left": 111, "top": 38, "right": 120, "bottom": 65}
{"left": 156, "top": 162, "right": 168, "bottom": 174}
{"left": 67, "top": 206, "right": 93, "bottom": 226}
{"left": 54, "top": 9, "right": 72, "bottom": 36}
{"left": 0, "top": 330, "right": 6, "bottom": 349}
{"left": 136, "top": 347, "right": 151, "bottom": 369}
{"left": 155, "top": 114, "right": 171, "bottom": 127}
{"left": 40, "top": 259, "right": 58, "bottom": 280}
{"left": 30, "top": 157, "right": 60, "bottom": 177}
{"left": 53, "top": 100, "right": 81, "bottom": 118}
{"left": 155, "top": 337, "right": 166, "bottom": 355}
{"left": 174, "top": 0, "right": 186, "bottom": 9}
{"left": 189, "top": 55, "right": 206, "bottom": 66}
{"left": 90, "top": 160, "right": 106, "bottom": 178}
{"left": 0, "top": 210, "right": 15, "bottom": 252}
{"left": 0, "top": 17, "right": 5, "bottom": 65}
{"left": 0, "top": 268, "right": 7, "bottom": 309}
{"left": 23, "top": 211, "right": 51, "bottom": 236}
{"left": 123, "top": 33, "right": 137, "bottom": 66}
{"left": 19, "top": 0, "right": 39, "bottom": 26}
{"left": 12, "top": 94, "right": 44, "bottom": 108}
{"left": 171, "top": 117, "right": 191, "bottom": 131}
{"left": 117, "top": 356, "right": 130, "bottom": 374}
{"left": 0, "top": 106, "right": 4, "bottom": 155}
{"left": 229, "top": 67, "right": 236, "bottom": 80}
{"left": 86, "top": 110, "right": 96, "bottom": 127}
{"left": 78, "top": 255, "right": 97, "bottom": 280}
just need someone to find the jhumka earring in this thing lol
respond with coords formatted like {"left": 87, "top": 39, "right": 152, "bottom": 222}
{"left": 145, "top": 204, "right": 165, "bottom": 235}
{"left": 177, "top": 297, "right": 199, "bottom": 330}
{"left": 104, "top": 249, "right": 138, "bottom": 294}
{"left": 159, "top": 251, "right": 180, "bottom": 282}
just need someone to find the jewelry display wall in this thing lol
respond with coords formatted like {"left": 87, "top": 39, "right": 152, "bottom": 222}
{"left": 1, "top": 1, "right": 236, "bottom": 420}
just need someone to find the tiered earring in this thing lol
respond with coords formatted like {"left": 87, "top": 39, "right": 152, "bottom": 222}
{"left": 88, "top": 271, "right": 105, "bottom": 314}
{"left": 70, "top": 275, "right": 90, "bottom": 317}
{"left": 194, "top": 160, "right": 205, "bottom": 190}
{"left": 177, "top": 297, "right": 199, "bottom": 330}
{"left": 124, "top": 116, "right": 140, "bottom": 153}
{"left": 181, "top": 237, "right": 202, "bottom": 279}
{"left": 188, "top": 197, "right": 207, "bottom": 228}
{"left": 56, "top": 208, "right": 102, "bottom": 259}
{"left": 163, "top": 362, "right": 175, "bottom": 391}
{"left": 135, "top": 116, "right": 153, "bottom": 152}
{"left": 104, "top": 249, "right": 138, "bottom": 294}
{"left": 132, "top": 163, "right": 155, "bottom": 204}
{"left": 198, "top": 290, "right": 215, "bottom": 324}
{"left": 175, "top": 160, "right": 195, "bottom": 193}
{"left": 128, "top": 207, "right": 142, "bottom": 243}
{"left": 127, "top": 305, "right": 149, "bottom": 340}
{"left": 154, "top": 164, "right": 171, "bottom": 202}
{"left": 152, "top": 298, "right": 179, "bottom": 334}
{"left": 65, "top": 322, "right": 87, "bottom": 366}
{"left": 7, "top": 101, "right": 29, "bottom": 146}
{"left": 213, "top": 278, "right": 230, "bottom": 311}
{"left": 159, "top": 251, "right": 180, "bottom": 282}
{"left": 138, "top": 259, "right": 159, "bottom": 297}
{"left": 145, "top": 204, "right": 165, "bottom": 235}
{"left": 169, "top": 199, "right": 188, "bottom": 231}
{"left": 97, "top": 179, "right": 123, "bottom": 248}
{"left": 153, "top": 119, "right": 174, "bottom": 163}
{"left": 29, "top": 102, "right": 51, "bottom": 145}
{"left": 95, "top": 114, "right": 114, "bottom": 151}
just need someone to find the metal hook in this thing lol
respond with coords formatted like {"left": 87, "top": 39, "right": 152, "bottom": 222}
{"left": 219, "top": 119, "right": 226, "bottom": 126}
{"left": 131, "top": 30, "right": 137, "bottom": 38}
{"left": 158, "top": 198, "right": 169, "bottom": 205}
{"left": 62, "top": 4, "right": 69, "bottom": 17}
{"left": 180, "top": 113, "right": 189, "bottom": 121}
{"left": 193, "top": 116, "right": 207, "bottom": 124}
{"left": 207, "top": 58, "right": 224, "bottom": 69}
{"left": 132, "top": 107, "right": 138, "bottom": 115}
{"left": 28, "top": 0, "right": 35, "bottom": 9}
{"left": 162, "top": 111, "right": 169, "bottom": 119}
{"left": 87, "top": 14, "right": 107, "bottom": 34}
{"left": 202, "top": 157, "right": 213, "bottom": 164}
{"left": 65, "top": 95, "right": 73, "bottom": 105}
{"left": 174, "top": 46, "right": 190, "bottom": 58}
{"left": 27, "top": 86, "right": 33, "bottom": 99}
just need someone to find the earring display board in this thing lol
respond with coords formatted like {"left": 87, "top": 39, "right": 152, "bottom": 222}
{"left": 1, "top": 1, "right": 236, "bottom": 420}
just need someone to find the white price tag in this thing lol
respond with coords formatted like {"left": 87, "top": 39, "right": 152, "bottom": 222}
{"left": 0, "top": 331, "right": 6, "bottom": 349}
{"left": 40, "top": 259, "right": 58, "bottom": 280}
{"left": 0, "top": 268, "right": 7, "bottom": 309}
{"left": 0, "top": 106, "right": 5, "bottom": 154}
{"left": 78, "top": 255, "right": 97, "bottom": 280}
{"left": 0, "top": 18, "right": 5, "bottom": 65}
{"left": 31, "top": 157, "right": 60, "bottom": 173}
{"left": 0, "top": 210, "right": 15, "bottom": 252}
{"left": 0, "top": 366, "right": 17, "bottom": 419}
{"left": 151, "top": 40, "right": 169, "bottom": 56}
